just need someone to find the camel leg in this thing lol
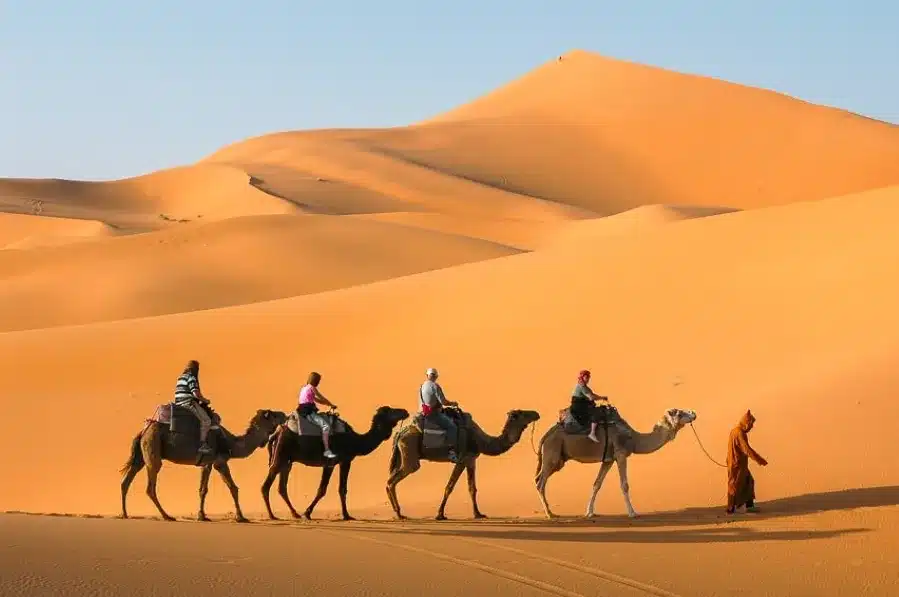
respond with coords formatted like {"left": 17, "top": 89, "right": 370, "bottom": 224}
{"left": 435, "top": 461, "right": 466, "bottom": 521}
{"left": 385, "top": 448, "right": 419, "bottom": 520}
{"left": 337, "top": 460, "right": 355, "bottom": 521}
{"left": 260, "top": 460, "right": 287, "bottom": 520}
{"left": 197, "top": 465, "right": 213, "bottom": 521}
{"left": 141, "top": 435, "right": 175, "bottom": 522}
{"left": 119, "top": 461, "right": 144, "bottom": 519}
{"left": 303, "top": 466, "right": 335, "bottom": 520}
{"left": 213, "top": 461, "right": 248, "bottom": 523}
{"left": 276, "top": 464, "right": 302, "bottom": 520}
{"left": 616, "top": 455, "right": 638, "bottom": 518}
{"left": 585, "top": 460, "right": 614, "bottom": 518}
{"left": 465, "top": 458, "right": 486, "bottom": 519}
{"left": 535, "top": 457, "right": 563, "bottom": 519}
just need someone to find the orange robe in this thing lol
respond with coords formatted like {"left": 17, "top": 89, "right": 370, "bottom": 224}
{"left": 726, "top": 410, "right": 767, "bottom": 510}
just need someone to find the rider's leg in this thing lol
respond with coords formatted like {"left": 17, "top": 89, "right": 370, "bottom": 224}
{"left": 311, "top": 413, "right": 336, "bottom": 458}
{"left": 436, "top": 412, "right": 460, "bottom": 461}
{"left": 192, "top": 403, "right": 213, "bottom": 452}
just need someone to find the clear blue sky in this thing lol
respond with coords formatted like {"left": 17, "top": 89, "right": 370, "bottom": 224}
{"left": 2, "top": 1, "right": 896, "bottom": 180}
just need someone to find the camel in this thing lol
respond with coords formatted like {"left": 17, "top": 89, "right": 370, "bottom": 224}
{"left": 120, "top": 403, "right": 287, "bottom": 522}
{"left": 386, "top": 407, "right": 541, "bottom": 520}
{"left": 534, "top": 406, "right": 697, "bottom": 519}
{"left": 261, "top": 405, "right": 410, "bottom": 521}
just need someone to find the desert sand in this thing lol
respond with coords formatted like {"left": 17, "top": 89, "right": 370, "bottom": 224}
{"left": 2, "top": 50, "right": 899, "bottom": 596}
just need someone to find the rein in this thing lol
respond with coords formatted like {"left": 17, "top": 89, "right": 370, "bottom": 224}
{"left": 689, "top": 422, "right": 727, "bottom": 468}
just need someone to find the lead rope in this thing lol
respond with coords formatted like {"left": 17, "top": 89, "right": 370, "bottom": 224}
{"left": 528, "top": 421, "right": 539, "bottom": 455}
{"left": 689, "top": 422, "right": 727, "bottom": 468}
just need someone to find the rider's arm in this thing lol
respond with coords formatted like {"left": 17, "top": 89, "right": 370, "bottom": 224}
{"left": 583, "top": 385, "right": 607, "bottom": 402}
{"left": 436, "top": 385, "right": 457, "bottom": 407}
{"left": 313, "top": 387, "right": 336, "bottom": 408}
{"left": 190, "top": 376, "right": 207, "bottom": 401}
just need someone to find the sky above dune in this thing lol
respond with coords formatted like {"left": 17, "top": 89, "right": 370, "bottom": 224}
{"left": 2, "top": 0, "right": 897, "bottom": 180}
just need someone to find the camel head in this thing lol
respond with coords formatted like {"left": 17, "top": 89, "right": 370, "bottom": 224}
{"left": 249, "top": 409, "right": 288, "bottom": 444}
{"left": 373, "top": 405, "right": 411, "bottom": 430}
{"left": 506, "top": 409, "right": 541, "bottom": 430}
{"left": 662, "top": 408, "right": 697, "bottom": 432}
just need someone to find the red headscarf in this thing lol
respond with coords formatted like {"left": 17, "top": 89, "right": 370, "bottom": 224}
{"left": 577, "top": 370, "right": 591, "bottom": 385}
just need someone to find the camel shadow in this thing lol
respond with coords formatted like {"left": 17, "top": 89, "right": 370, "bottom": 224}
{"left": 427, "top": 485, "right": 899, "bottom": 529}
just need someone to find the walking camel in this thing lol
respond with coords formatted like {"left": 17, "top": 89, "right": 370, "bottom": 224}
{"left": 386, "top": 407, "right": 541, "bottom": 520}
{"left": 262, "top": 405, "right": 410, "bottom": 521}
{"left": 120, "top": 403, "right": 287, "bottom": 522}
{"left": 535, "top": 406, "right": 697, "bottom": 518}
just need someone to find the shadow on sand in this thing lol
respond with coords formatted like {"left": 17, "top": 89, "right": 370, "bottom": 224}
{"left": 304, "top": 485, "right": 895, "bottom": 543}
{"left": 5, "top": 485, "right": 895, "bottom": 545}
{"left": 413, "top": 484, "right": 899, "bottom": 529}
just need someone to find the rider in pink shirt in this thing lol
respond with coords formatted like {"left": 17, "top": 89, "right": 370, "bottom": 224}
{"left": 297, "top": 371, "right": 338, "bottom": 459}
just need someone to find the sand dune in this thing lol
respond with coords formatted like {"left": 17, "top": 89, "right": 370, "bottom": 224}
{"left": 540, "top": 204, "right": 741, "bottom": 249}
{"left": 394, "top": 50, "right": 899, "bottom": 214}
{"left": 2, "top": 50, "right": 898, "bottom": 596}
{"left": 0, "top": 212, "right": 117, "bottom": 249}
{"left": 0, "top": 213, "right": 521, "bottom": 331}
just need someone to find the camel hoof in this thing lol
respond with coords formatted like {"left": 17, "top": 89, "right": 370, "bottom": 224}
{"left": 473, "top": 513, "right": 487, "bottom": 520}
{"left": 342, "top": 515, "right": 356, "bottom": 521}
{"left": 394, "top": 514, "right": 408, "bottom": 521}
{"left": 267, "top": 515, "right": 279, "bottom": 521}
{"left": 197, "top": 514, "right": 210, "bottom": 522}
{"left": 435, "top": 514, "right": 448, "bottom": 521}
{"left": 302, "top": 512, "right": 312, "bottom": 521}
{"left": 627, "top": 512, "right": 638, "bottom": 519}
{"left": 162, "top": 515, "right": 176, "bottom": 522}
{"left": 235, "top": 516, "right": 250, "bottom": 524}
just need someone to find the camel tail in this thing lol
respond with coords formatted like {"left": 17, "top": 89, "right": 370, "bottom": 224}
{"left": 119, "top": 431, "right": 145, "bottom": 475}
{"left": 534, "top": 424, "right": 555, "bottom": 482}
{"left": 388, "top": 429, "right": 403, "bottom": 474}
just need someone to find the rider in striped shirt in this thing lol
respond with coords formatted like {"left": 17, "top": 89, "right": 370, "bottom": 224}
{"left": 175, "top": 360, "right": 213, "bottom": 455}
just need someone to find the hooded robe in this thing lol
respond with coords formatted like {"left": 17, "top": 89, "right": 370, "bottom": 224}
{"left": 726, "top": 410, "right": 767, "bottom": 510}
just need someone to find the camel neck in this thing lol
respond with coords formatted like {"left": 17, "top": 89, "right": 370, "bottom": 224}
{"left": 356, "top": 422, "right": 393, "bottom": 457}
{"left": 630, "top": 422, "right": 677, "bottom": 454}
{"left": 227, "top": 427, "right": 266, "bottom": 459}
{"left": 473, "top": 421, "right": 526, "bottom": 456}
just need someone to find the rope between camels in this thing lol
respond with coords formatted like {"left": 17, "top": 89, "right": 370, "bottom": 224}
{"left": 689, "top": 422, "right": 727, "bottom": 468}
{"left": 528, "top": 421, "right": 540, "bottom": 455}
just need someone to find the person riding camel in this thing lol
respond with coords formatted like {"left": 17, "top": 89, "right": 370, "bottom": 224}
{"left": 419, "top": 367, "right": 462, "bottom": 464}
{"left": 174, "top": 360, "right": 215, "bottom": 455}
{"left": 569, "top": 369, "right": 609, "bottom": 443}
{"left": 298, "top": 371, "right": 338, "bottom": 460}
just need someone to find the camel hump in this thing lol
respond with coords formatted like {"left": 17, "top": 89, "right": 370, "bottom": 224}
{"left": 147, "top": 402, "right": 222, "bottom": 434}
{"left": 287, "top": 410, "right": 348, "bottom": 436}
{"left": 558, "top": 404, "right": 627, "bottom": 435}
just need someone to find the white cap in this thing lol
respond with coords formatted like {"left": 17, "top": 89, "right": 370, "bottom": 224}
{"left": 426, "top": 367, "right": 438, "bottom": 377}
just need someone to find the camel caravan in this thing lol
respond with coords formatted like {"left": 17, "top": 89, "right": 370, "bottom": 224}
{"left": 120, "top": 362, "right": 698, "bottom": 522}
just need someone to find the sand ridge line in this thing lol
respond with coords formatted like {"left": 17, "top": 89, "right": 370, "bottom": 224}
{"left": 308, "top": 525, "right": 594, "bottom": 597}
{"left": 306, "top": 523, "right": 684, "bottom": 597}
{"left": 306, "top": 520, "right": 684, "bottom": 597}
